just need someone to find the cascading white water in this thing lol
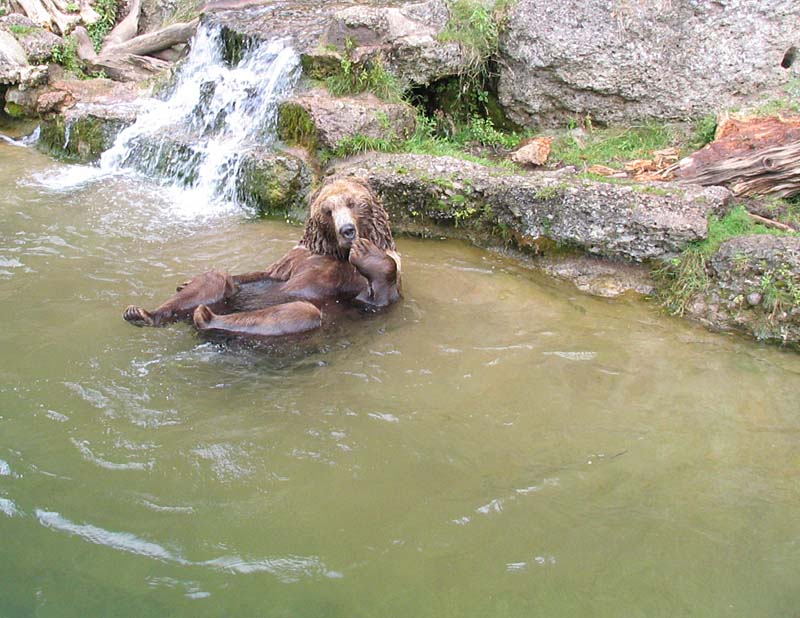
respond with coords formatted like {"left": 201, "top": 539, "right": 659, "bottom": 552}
{"left": 99, "top": 24, "right": 301, "bottom": 214}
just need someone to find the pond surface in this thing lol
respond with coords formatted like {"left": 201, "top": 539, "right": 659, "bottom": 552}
{"left": 1, "top": 141, "right": 800, "bottom": 617}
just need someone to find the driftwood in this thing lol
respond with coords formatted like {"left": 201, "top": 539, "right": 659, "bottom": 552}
{"left": 16, "top": 0, "right": 78, "bottom": 34}
{"left": 676, "top": 116, "right": 800, "bottom": 198}
{"left": 747, "top": 212, "right": 796, "bottom": 233}
{"left": 101, "top": 19, "right": 198, "bottom": 57}
{"left": 102, "top": 0, "right": 141, "bottom": 49}
{"left": 88, "top": 53, "right": 170, "bottom": 82}
{"left": 72, "top": 25, "right": 97, "bottom": 61}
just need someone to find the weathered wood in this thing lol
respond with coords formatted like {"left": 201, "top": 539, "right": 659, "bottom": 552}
{"left": 73, "top": 25, "right": 97, "bottom": 61}
{"left": 677, "top": 116, "right": 800, "bottom": 198}
{"left": 101, "top": 19, "right": 199, "bottom": 57}
{"left": 102, "top": 0, "right": 141, "bottom": 48}
{"left": 748, "top": 212, "right": 796, "bottom": 233}
{"left": 88, "top": 52, "right": 170, "bottom": 82}
{"left": 16, "top": 0, "right": 53, "bottom": 29}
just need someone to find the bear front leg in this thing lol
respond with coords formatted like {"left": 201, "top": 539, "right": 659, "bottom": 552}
{"left": 193, "top": 301, "right": 322, "bottom": 338}
{"left": 348, "top": 238, "right": 401, "bottom": 309}
{"left": 124, "top": 270, "right": 236, "bottom": 327}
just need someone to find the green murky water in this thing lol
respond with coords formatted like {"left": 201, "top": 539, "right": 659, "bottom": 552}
{"left": 1, "top": 142, "right": 800, "bottom": 617}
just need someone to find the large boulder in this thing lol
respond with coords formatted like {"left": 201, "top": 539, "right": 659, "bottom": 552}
{"left": 1, "top": 14, "right": 63, "bottom": 64}
{"left": 332, "top": 153, "right": 731, "bottom": 262}
{"left": 685, "top": 235, "right": 800, "bottom": 344}
{"left": 278, "top": 88, "right": 416, "bottom": 152}
{"left": 318, "top": 0, "right": 468, "bottom": 87}
{"left": 499, "top": 0, "right": 800, "bottom": 126}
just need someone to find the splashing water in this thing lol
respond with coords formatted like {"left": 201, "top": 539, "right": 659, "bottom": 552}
{"left": 99, "top": 24, "right": 301, "bottom": 217}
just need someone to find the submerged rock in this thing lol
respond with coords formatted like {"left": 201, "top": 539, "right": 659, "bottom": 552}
{"left": 685, "top": 235, "right": 800, "bottom": 345}
{"left": 236, "top": 148, "right": 313, "bottom": 220}
{"left": 333, "top": 153, "right": 730, "bottom": 262}
{"left": 498, "top": 0, "right": 800, "bottom": 126}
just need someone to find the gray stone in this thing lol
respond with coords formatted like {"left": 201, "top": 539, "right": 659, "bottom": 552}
{"left": 321, "top": 0, "right": 468, "bottom": 87}
{"left": 278, "top": 87, "right": 416, "bottom": 152}
{"left": 0, "top": 27, "right": 28, "bottom": 67}
{"left": 235, "top": 148, "right": 313, "bottom": 220}
{"left": 685, "top": 235, "right": 800, "bottom": 345}
{"left": 1, "top": 14, "right": 63, "bottom": 63}
{"left": 499, "top": 0, "right": 800, "bottom": 126}
{"left": 332, "top": 153, "right": 731, "bottom": 262}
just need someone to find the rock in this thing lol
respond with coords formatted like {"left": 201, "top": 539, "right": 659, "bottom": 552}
{"left": 0, "top": 28, "right": 28, "bottom": 67}
{"left": 235, "top": 148, "right": 314, "bottom": 220}
{"left": 684, "top": 235, "right": 800, "bottom": 345}
{"left": 499, "top": 0, "right": 800, "bottom": 126}
{"left": 278, "top": 87, "right": 416, "bottom": 152}
{"left": 204, "top": 0, "right": 470, "bottom": 87}
{"left": 1, "top": 14, "right": 63, "bottom": 63}
{"left": 511, "top": 137, "right": 552, "bottom": 167}
{"left": 332, "top": 153, "right": 731, "bottom": 262}
{"left": 538, "top": 255, "right": 654, "bottom": 298}
{"left": 319, "top": 0, "right": 468, "bottom": 87}
{"left": 37, "top": 79, "right": 148, "bottom": 161}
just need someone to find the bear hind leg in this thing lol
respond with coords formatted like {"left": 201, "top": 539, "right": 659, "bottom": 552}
{"left": 194, "top": 301, "right": 322, "bottom": 338}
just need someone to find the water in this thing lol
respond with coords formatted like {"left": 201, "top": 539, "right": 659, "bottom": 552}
{"left": 99, "top": 24, "right": 301, "bottom": 213}
{"left": 2, "top": 141, "right": 800, "bottom": 616}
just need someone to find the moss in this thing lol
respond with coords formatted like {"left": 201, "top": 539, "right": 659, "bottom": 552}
{"left": 3, "top": 101, "right": 26, "bottom": 119}
{"left": 218, "top": 27, "right": 253, "bottom": 66}
{"left": 236, "top": 154, "right": 312, "bottom": 222}
{"left": 277, "top": 103, "right": 319, "bottom": 153}
{"left": 38, "top": 114, "right": 128, "bottom": 163}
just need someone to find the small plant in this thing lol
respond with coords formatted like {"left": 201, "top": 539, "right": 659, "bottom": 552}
{"left": 456, "top": 115, "right": 521, "bottom": 149}
{"left": 688, "top": 114, "right": 717, "bottom": 151}
{"left": 8, "top": 24, "right": 38, "bottom": 36}
{"left": 325, "top": 39, "right": 402, "bottom": 102}
{"left": 654, "top": 204, "right": 798, "bottom": 315}
{"left": 86, "top": 0, "right": 120, "bottom": 52}
{"left": 65, "top": 1, "right": 79, "bottom": 12}
{"left": 50, "top": 37, "right": 84, "bottom": 76}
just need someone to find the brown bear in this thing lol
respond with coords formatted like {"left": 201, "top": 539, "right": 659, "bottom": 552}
{"left": 122, "top": 177, "right": 402, "bottom": 338}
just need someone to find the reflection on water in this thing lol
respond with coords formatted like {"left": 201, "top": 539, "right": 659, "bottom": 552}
{"left": 2, "top": 143, "right": 800, "bottom": 617}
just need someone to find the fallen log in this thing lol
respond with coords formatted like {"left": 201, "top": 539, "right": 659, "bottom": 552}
{"left": 101, "top": 19, "right": 199, "bottom": 57}
{"left": 102, "top": 0, "right": 141, "bottom": 49}
{"left": 88, "top": 52, "right": 170, "bottom": 82}
{"left": 73, "top": 25, "right": 97, "bottom": 61}
{"left": 676, "top": 116, "right": 800, "bottom": 199}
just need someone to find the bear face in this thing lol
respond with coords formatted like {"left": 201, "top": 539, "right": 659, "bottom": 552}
{"left": 301, "top": 178, "right": 395, "bottom": 261}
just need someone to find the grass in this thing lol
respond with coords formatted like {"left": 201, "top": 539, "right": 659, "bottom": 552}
{"left": 8, "top": 24, "right": 37, "bottom": 36}
{"left": 549, "top": 122, "right": 674, "bottom": 169}
{"left": 325, "top": 39, "right": 403, "bottom": 102}
{"left": 654, "top": 204, "right": 799, "bottom": 315}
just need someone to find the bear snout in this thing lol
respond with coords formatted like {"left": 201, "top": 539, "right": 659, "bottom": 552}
{"left": 339, "top": 223, "right": 356, "bottom": 241}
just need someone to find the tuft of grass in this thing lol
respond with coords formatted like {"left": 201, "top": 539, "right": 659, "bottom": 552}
{"left": 654, "top": 204, "right": 798, "bottom": 315}
{"left": 8, "top": 24, "right": 38, "bottom": 36}
{"left": 50, "top": 37, "right": 84, "bottom": 76}
{"left": 688, "top": 114, "right": 717, "bottom": 151}
{"left": 549, "top": 122, "right": 673, "bottom": 169}
{"left": 325, "top": 39, "right": 403, "bottom": 102}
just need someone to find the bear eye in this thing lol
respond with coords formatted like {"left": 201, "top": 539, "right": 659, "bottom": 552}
{"left": 322, "top": 206, "right": 332, "bottom": 217}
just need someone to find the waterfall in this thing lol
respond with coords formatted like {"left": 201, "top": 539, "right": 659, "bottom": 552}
{"left": 99, "top": 24, "right": 301, "bottom": 213}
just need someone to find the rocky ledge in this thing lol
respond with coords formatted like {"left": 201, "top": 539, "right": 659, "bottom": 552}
{"left": 330, "top": 153, "right": 731, "bottom": 263}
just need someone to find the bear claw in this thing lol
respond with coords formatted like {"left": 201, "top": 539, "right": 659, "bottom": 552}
{"left": 193, "top": 304, "right": 215, "bottom": 330}
{"left": 123, "top": 305, "right": 155, "bottom": 327}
